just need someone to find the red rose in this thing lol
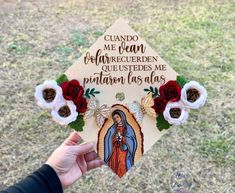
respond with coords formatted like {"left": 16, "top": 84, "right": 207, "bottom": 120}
{"left": 60, "top": 79, "right": 84, "bottom": 101}
{"left": 153, "top": 97, "right": 168, "bottom": 114}
{"left": 159, "top": 80, "right": 181, "bottom": 102}
{"left": 74, "top": 96, "right": 88, "bottom": 113}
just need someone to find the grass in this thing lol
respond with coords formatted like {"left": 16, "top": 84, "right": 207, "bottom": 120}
{"left": 0, "top": 0, "right": 234, "bottom": 192}
{"left": 197, "top": 132, "right": 235, "bottom": 166}
{"left": 7, "top": 42, "right": 32, "bottom": 55}
{"left": 70, "top": 30, "right": 88, "bottom": 47}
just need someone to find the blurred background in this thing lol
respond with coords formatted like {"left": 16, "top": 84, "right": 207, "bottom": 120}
{"left": 0, "top": 0, "right": 234, "bottom": 192}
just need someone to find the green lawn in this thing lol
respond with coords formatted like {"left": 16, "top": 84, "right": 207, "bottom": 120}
{"left": 0, "top": 0, "right": 234, "bottom": 192}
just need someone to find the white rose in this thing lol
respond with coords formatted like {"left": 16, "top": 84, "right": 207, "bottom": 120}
{"left": 35, "top": 80, "right": 63, "bottom": 109}
{"left": 51, "top": 100, "right": 78, "bottom": 125}
{"left": 163, "top": 101, "right": 189, "bottom": 125}
{"left": 181, "top": 81, "right": 207, "bottom": 109}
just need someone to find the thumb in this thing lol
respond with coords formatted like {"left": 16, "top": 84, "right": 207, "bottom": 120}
{"left": 70, "top": 142, "right": 95, "bottom": 155}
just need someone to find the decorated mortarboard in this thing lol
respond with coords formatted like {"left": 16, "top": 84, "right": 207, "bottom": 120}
{"left": 35, "top": 18, "right": 207, "bottom": 177}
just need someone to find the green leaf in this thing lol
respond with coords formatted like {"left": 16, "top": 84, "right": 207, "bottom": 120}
{"left": 144, "top": 88, "right": 150, "bottom": 92}
{"left": 85, "top": 88, "right": 90, "bottom": 94}
{"left": 176, "top": 75, "right": 188, "bottom": 87}
{"left": 69, "top": 115, "right": 85, "bottom": 131}
{"left": 84, "top": 88, "right": 100, "bottom": 98}
{"left": 56, "top": 74, "right": 69, "bottom": 85}
{"left": 150, "top": 86, "right": 154, "bottom": 92}
{"left": 153, "top": 87, "right": 158, "bottom": 98}
{"left": 156, "top": 113, "right": 171, "bottom": 131}
{"left": 154, "top": 87, "right": 158, "bottom": 95}
{"left": 85, "top": 94, "right": 90, "bottom": 99}
{"left": 153, "top": 93, "right": 158, "bottom": 98}
{"left": 85, "top": 88, "right": 90, "bottom": 98}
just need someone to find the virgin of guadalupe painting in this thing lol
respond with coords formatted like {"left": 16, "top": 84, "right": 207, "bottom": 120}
{"left": 97, "top": 104, "right": 143, "bottom": 177}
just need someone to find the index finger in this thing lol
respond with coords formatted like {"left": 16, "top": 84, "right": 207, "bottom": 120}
{"left": 62, "top": 131, "right": 81, "bottom": 146}
{"left": 71, "top": 142, "right": 95, "bottom": 155}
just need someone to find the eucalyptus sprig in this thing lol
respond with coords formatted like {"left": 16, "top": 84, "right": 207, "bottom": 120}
{"left": 85, "top": 88, "right": 100, "bottom": 99}
{"left": 144, "top": 86, "right": 158, "bottom": 98}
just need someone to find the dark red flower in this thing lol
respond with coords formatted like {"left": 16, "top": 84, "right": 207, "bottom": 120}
{"left": 74, "top": 96, "right": 88, "bottom": 113}
{"left": 153, "top": 96, "right": 168, "bottom": 114}
{"left": 60, "top": 79, "right": 84, "bottom": 101}
{"left": 159, "top": 80, "right": 181, "bottom": 102}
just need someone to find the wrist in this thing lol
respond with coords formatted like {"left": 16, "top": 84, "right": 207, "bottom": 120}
{"left": 45, "top": 162, "right": 65, "bottom": 189}
{"left": 43, "top": 164, "right": 64, "bottom": 192}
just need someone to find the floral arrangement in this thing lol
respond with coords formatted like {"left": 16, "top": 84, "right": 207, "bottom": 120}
{"left": 35, "top": 74, "right": 100, "bottom": 131}
{"left": 35, "top": 74, "right": 207, "bottom": 132}
{"left": 145, "top": 75, "right": 207, "bottom": 131}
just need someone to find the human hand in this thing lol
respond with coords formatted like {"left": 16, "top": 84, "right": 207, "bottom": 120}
{"left": 46, "top": 131, "right": 104, "bottom": 189}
